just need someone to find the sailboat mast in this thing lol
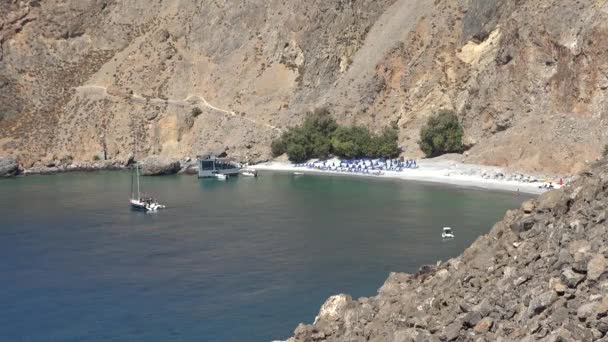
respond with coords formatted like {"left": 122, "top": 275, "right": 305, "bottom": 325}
{"left": 131, "top": 166, "right": 134, "bottom": 199}
{"left": 136, "top": 163, "right": 141, "bottom": 199}
{"left": 134, "top": 124, "right": 141, "bottom": 200}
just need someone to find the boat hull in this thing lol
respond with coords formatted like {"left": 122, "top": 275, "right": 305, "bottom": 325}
{"left": 130, "top": 199, "right": 165, "bottom": 212}
{"left": 130, "top": 203, "right": 149, "bottom": 211}
{"left": 198, "top": 168, "right": 241, "bottom": 178}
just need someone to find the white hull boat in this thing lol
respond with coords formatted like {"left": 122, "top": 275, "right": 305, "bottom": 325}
{"left": 129, "top": 162, "right": 166, "bottom": 212}
{"left": 442, "top": 227, "right": 455, "bottom": 239}
{"left": 293, "top": 172, "right": 304, "bottom": 176}
{"left": 130, "top": 199, "right": 166, "bottom": 212}
{"left": 240, "top": 169, "right": 257, "bottom": 177}
{"left": 215, "top": 173, "right": 228, "bottom": 180}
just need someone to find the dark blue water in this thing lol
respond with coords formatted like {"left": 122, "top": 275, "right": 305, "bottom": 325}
{"left": 0, "top": 172, "right": 528, "bottom": 341}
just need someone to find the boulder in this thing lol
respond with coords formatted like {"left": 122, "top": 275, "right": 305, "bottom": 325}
{"left": 595, "top": 297, "right": 608, "bottom": 319}
{"left": 0, "top": 156, "right": 19, "bottom": 177}
{"left": 550, "top": 278, "right": 567, "bottom": 295}
{"left": 179, "top": 159, "right": 198, "bottom": 175}
{"left": 314, "top": 294, "right": 353, "bottom": 324}
{"left": 139, "top": 155, "right": 181, "bottom": 176}
{"left": 527, "top": 292, "right": 556, "bottom": 317}
{"left": 463, "top": 311, "right": 482, "bottom": 328}
{"left": 511, "top": 216, "right": 536, "bottom": 234}
{"left": 577, "top": 302, "right": 597, "bottom": 321}
{"left": 537, "top": 190, "right": 569, "bottom": 215}
{"left": 561, "top": 268, "right": 585, "bottom": 289}
{"left": 587, "top": 254, "right": 607, "bottom": 281}
{"left": 473, "top": 317, "right": 494, "bottom": 334}
{"left": 442, "top": 321, "right": 462, "bottom": 341}
{"left": 521, "top": 200, "right": 536, "bottom": 214}
{"left": 393, "top": 328, "right": 432, "bottom": 342}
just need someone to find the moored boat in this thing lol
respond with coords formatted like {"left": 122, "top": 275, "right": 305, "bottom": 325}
{"left": 442, "top": 227, "right": 455, "bottom": 239}
{"left": 130, "top": 162, "right": 166, "bottom": 212}
{"left": 240, "top": 168, "right": 257, "bottom": 177}
{"left": 198, "top": 154, "right": 241, "bottom": 178}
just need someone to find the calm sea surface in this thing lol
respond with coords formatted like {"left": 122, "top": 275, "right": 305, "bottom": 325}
{"left": 0, "top": 171, "right": 528, "bottom": 341}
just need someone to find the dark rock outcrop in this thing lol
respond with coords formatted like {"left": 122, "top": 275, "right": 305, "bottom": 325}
{"left": 178, "top": 158, "right": 198, "bottom": 175}
{"left": 0, "top": 156, "right": 20, "bottom": 177}
{"left": 287, "top": 158, "right": 608, "bottom": 341}
{"left": 139, "top": 155, "right": 180, "bottom": 176}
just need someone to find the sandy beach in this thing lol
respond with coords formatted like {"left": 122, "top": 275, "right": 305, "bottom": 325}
{"left": 252, "top": 159, "right": 566, "bottom": 195}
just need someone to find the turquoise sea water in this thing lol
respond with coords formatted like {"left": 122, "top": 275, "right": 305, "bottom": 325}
{"left": 0, "top": 172, "right": 528, "bottom": 341}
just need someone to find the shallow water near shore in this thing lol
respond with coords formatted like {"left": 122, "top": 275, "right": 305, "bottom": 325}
{"left": 0, "top": 171, "right": 529, "bottom": 341}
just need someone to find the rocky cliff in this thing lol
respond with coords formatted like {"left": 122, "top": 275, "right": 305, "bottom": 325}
{"left": 288, "top": 158, "right": 608, "bottom": 341}
{"left": 1, "top": 0, "right": 607, "bottom": 173}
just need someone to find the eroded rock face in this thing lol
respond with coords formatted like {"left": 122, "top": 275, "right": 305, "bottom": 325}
{"left": 1, "top": 0, "right": 607, "bottom": 173}
{"left": 0, "top": 156, "right": 19, "bottom": 177}
{"left": 139, "top": 155, "right": 180, "bottom": 176}
{"left": 287, "top": 158, "right": 608, "bottom": 341}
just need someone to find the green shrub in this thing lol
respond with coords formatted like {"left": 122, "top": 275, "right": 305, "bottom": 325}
{"left": 271, "top": 137, "right": 288, "bottom": 157}
{"left": 286, "top": 143, "right": 307, "bottom": 162}
{"left": 271, "top": 110, "right": 401, "bottom": 162}
{"left": 331, "top": 126, "right": 371, "bottom": 159}
{"left": 370, "top": 127, "right": 400, "bottom": 158}
{"left": 418, "top": 110, "right": 464, "bottom": 157}
{"left": 270, "top": 111, "right": 337, "bottom": 162}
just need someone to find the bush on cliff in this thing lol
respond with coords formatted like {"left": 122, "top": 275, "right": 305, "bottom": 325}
{"left": 270, "top": 111, "right": 336, "bottom": 162}
{"left": 271, "top": 111, "right": 400, "bottom": 162}
{"left": 418, "top": 110, "right": 464, "bottom": 157}
{"left": 191, "top": 107, "right": 203, "bottom": 117}
{"left": 331, "top": 126, "right": 372, "bottom": 159}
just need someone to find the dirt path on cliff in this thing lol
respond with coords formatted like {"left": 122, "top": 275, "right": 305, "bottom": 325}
{"left": 74, "top": 85, "right": 282, "bottom": 133}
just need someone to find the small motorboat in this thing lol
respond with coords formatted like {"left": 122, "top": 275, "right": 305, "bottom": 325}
{"left": 215, "top": 173, "right": 228, "bottom": 180}
{"left": 240, "top": 169, "right": 257, "bottom": 177}
{"left": 442, "top": 227, "right": 455, "bottom": 239}
{"left": 293, "top": 172, "right": 304, "bottom": 176}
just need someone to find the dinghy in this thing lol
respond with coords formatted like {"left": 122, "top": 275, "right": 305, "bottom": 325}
{"left": 240, "top": 169, "right": 257, "bottom": 177}
{"left": 442, "top": 227, "right": 455, "bottom": 239}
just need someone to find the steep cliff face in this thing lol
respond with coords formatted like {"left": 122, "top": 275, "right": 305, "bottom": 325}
{"left": 288, "top": 159, "right": 608, "bottom": 341}
{"left": 1, "top": 0, "right": 607, "bottom": 173}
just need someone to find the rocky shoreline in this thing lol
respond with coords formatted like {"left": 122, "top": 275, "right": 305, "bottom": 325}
{"left": 287, "top": 158, "right": 608, "bottom": 341}
{"left": 0, "top": 155, "right": 199, "bottom": 177}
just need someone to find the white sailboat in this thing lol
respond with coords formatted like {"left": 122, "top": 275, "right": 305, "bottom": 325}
{"left": 130, "top": 163, "right": 166, "bottom": 212}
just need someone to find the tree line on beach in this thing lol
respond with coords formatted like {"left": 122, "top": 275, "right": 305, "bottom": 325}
{"left": 271, "top": 109, "right": 465, "bottom": 163}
